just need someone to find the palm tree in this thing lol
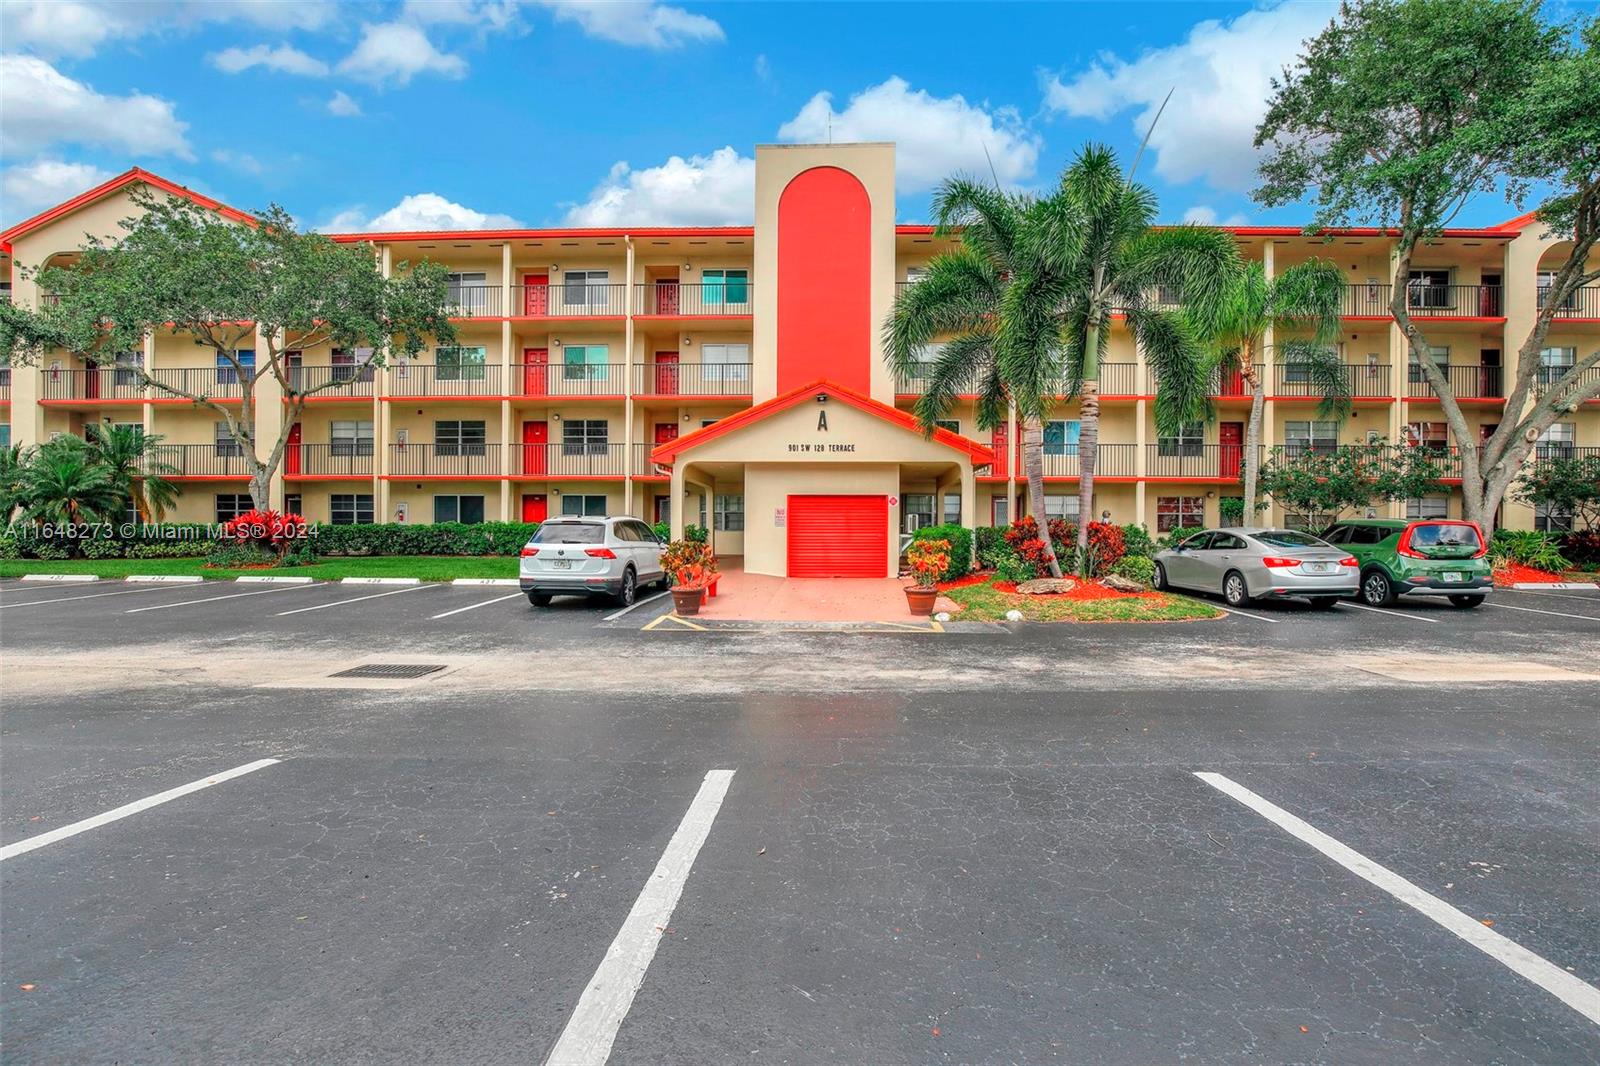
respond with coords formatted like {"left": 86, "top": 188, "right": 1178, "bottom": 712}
{"left": 16, "top": 435, "right": 123, "bottom": 530}
{"left": 884, "top": 178, "right": 1064, "bottom": 577}
{"left": 1004, "top": 144, "right": 1240, "bottom": 570}
{"left": 0, "top": 443, "right": 26, "bottom": 526}
{"left": 86, "top": 421, "right": 179, "bottom": 522}
{"left": 1203, "top": 259, "right": 1350, "bottom": 517}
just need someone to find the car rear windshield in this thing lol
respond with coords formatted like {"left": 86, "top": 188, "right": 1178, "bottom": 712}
{"left": 1253, "top": 530, "right": 1326, "bottom": 548}
{"left": 1408, "top": 522, "right": 1482, "bottom": 550}
{"left": 531, "top": 522, "right": 606, "bottom": 545}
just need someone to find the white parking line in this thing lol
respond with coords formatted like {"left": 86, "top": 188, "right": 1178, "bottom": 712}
{"left": 1212, "top": 603, "right": 1276, "bottom": 623}
{"left": 0, "top": 758, "right": 281, "bottom": 862}
{"left": 1484, "top": 602, "right": 1600, "bottom": 623}
{"left": 1503, "top": 587, "right": 1600, "bottom": 601}
{"left": 1194, "top": 772, "right": 1600, "bottom": 1026}
{"left": 274, "top": 583, "right": 435, "bottom": 616}
{"left": 1339, "top": 601, "right": 1441, "bottom": 623}
{"left": 430, "top": 591, "right": 525, "bottom": 619}
{"left": 0, "top": 584, "right": 213, "bottom": 610}
{"left": 602, "top": 589, "right": 671, "bottom": 622}
{"left": 127, "top": 584, "right": 317, "bottom": 613}
{"left": 545, "top": 769, "right": 736, "bottom": 1066}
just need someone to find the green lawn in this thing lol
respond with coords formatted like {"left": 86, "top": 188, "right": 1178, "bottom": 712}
{"left": 942, "top": 577, "right": 1221, "bottom": 623}
{"left": 0, "top": 556, "right": 519, "bottom": 581}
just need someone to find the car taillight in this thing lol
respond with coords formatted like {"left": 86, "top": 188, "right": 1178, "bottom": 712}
{"left": 1339, "top": 556, "right": 1358, "bottom": 567}
{"left": 519, "top": 547, "right": 539, "bottom": 557}
{"left": 1261, "top": 556, "right": 1301, "bottom": 568}
{"left": 585, "top": 547, "right": 617, "bottom": 559}
{"left": 1396, "top": 525, "right": 1425, "bottom": 558}
{"left": 1468, "top": 522, "right": 1489, "bottom": 558}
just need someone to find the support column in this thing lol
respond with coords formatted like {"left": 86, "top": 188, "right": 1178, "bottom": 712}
{"left": 668, "top": 463, "right": 686, "bottom": 541}
{"left": 1134, "top": 397, "right": 1149, "bottom": 529}
{"left": 623, "top": 235, "right": 636, "bottom": 519}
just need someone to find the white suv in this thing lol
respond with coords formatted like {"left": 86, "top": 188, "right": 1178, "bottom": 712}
{"left": 519, "top": 516, "right": 666, "bottom": 607}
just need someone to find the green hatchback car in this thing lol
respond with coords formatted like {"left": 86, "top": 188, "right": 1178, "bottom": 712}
{"left": 1318, "top": 518, "right": 1494, "bottom": 608}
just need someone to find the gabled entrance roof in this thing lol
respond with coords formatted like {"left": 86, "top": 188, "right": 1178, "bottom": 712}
{"left": 0, "top": 168, "right": 255, "bottom": 251}
{"left": 649, "top": 379, "right": 995, "bottom": 466}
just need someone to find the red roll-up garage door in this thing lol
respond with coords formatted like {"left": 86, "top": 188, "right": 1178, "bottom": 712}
{"left": 786, "top": 494, "right": 889, "bottom": 578}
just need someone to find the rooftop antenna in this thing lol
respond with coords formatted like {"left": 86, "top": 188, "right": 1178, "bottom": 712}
{"left": 982, "top": 141, "right": 1001, "bottom": 191}
{"left": 1128, "top": 87, "right": 1174, "bottom": 183}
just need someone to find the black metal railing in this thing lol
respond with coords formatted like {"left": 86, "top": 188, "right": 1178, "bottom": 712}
{"left": 512, "top": 283, "right": 628, "bottom": 317}
{"left": 632, "top": 443, "right": 671, "bottom": 476}
{"left": 634, "top": 282, "right": 753, "bottom": 316}
{"left": 1539, "top": 286, "right": 1600, "bottom": 319}
{"left": 1038, "top": 444, "right": 1137, "bottom": 478}
{"left": 285, "top": 444, "right": 374, "bottom": 477}
{"left": 515, "top": 361, "right": 627, "bottom": 397}
{"left": 388, "top": 443, "right": 500, "bottom": 477}
{"left": 1272, "top": 362, "right": 1392, "bottom": 398}
{"left": 507, "top": 443, "right": 628, "bottom": 478}
{"left": 1341, "top": 283, "right": 1504, "bottom": 317}
{"left": 386, "top": 363, "right": 503, "bottom": 397}
{"left": 1530, "top": 444, "right": 1600, "bottom": 463}
{"left": 633, "top": 361, "right": 752, "bottom": 396}
{"left": 1208, "top": 364, "right": 1266, "bottom": 398}
{"left": 288, "top": 364, "right": 376, "bottom": 398}
{"left": 1407, "top": 363, "right": 1503, "bottom": 399}
{"left": 149, "top": 368, "right": 248, "bottom": 400}
{"left": 148, "top": 443, "right": 254, "bottom": 478}
{"left": 1533, "top": 364, "right": 1600, "bottom": 398}
{"left": 40, "top": 368, "right": 147, "bottom": 401}
{"left": 444, "top": 285, "right": 503, "bottom": 318}
{"left": 1146, "top": 443, "right": 1249, "bottom": 480}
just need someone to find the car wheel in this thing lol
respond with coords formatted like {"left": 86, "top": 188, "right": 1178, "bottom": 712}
{"left": 1448, "top": 594, "right": 1485, "bottom": 609}
{"left": 529, "top": 593, "right": 552, "bottom": 607}
{"left": 1223, "top": 570, "right": 1252, "bottom": 608}
{"left": 1153, "top": 562, "right": 1170, "bottom": 591}
{"left": 614, "top": 567, "right": 637, "bottom": 607}
{"left": 1308, "top": 596, "right": 1339, "bottom": 610}
{"left": 1361, "top": 569, "right": 1397, "bottom": 607}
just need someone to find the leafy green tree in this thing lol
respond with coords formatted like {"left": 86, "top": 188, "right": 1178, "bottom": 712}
{"left": 1258, "top": 439, "right": 1449, "bottom": 524}
{"left": 1006, "top": 144, "right": 1238, "bottom": 568}
{"left": 86, "top": 421, "right": 179, "bottom": 523}
{"left": 14, "top": 436, "right": 124, "bottom": 531}
{"left": 884, "top": 179, "right": 1064, "bottom": 576}
{"left": 0, "top": 187, "right": 457, "bottom": 510}
{"left": 1254, "top": 0, "right": 1600, "bottom": 531}
{"left": 0, "top": 443, "right": 26, "bottom": 526}
{"left": 1202, "top": 259, "right": 1349, "bottom": 515}
{"left": 1514, "top": 453, "right": 1600, "bottom": 530}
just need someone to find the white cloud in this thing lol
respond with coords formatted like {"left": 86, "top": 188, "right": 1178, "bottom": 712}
{"left": 562, "top": 147, "right": 755, "bottom": 226}
{"left": 0, "top": 0, "right": 334, "bottom": 59}
{"left": 209, "top": 43, "right": 329, "bottom": 77}
{"left": 337, "top": 22, "right": 469, "bottom": 86}
{"left": 403, "top": 0, "right": 524, "bottom": 32}
{"left": 0, "top": 55, "right": 191, "bottom": 159}
{"left": 210, "top": 149, "right": 265, "bottom": 176}
{"left": 323, "top": 193, "right": 522, "bottom": 232}
{"left": 1183, "top": 205, "right": 1249, "bottom": 226}
{"left": 0, "top": 159, "right": 116, "bottom": 226}
{"left": 777, "top": 76, "right": 1040, "bottom": 193}
{"left": 1042, "top": 2, "right": 1337, "bottom": 193}
{"left": 326, "top": 90, "right": 363, "bottom": 117}
{"left": 536, "top": 0, "right": 723, "bottom": 49}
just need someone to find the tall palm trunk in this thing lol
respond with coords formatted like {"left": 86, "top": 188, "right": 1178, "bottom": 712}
{"left": 1239, "top": 345, "right": 1264, "bottom": 521}
{"left": 1020, "top": 414, "right": 1062, "bottom": 577}
{"left": 1076, "top": 313, "right": 1103, "bottom": 576}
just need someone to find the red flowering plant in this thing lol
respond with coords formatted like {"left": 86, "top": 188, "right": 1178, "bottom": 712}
{"left": 1082, "top": 521, "right": 1127, "bottom": 577}
{"left": 904, "top": 539, "right": 951, "bottom": 591}
{"left": 209, "top": 508, "right": 312, "bottom": 568}
{"left": 1003, "top": 517, "right": 1076, "bottom": 577}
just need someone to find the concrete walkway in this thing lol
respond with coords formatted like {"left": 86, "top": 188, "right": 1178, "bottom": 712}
{"left": 697, "top": 559, "right": 926, "bottom": 622}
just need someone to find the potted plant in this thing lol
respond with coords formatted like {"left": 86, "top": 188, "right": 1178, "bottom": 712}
{"left": 904, "top": 538, "right": 950, "bottom": 616}
{"left": 672, "top": 563, "right": 712, "bottom": 615}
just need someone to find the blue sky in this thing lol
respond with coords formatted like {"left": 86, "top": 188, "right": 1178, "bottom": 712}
{"left": 0, "top": 1, "right": 1542, "bottom": 233}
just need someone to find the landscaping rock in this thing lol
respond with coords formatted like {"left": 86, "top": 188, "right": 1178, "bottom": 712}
{"left": 1016, "top": 578, "right": 1076, "bottom": 595}
{"left": 1100, "top": 574, "right": 1146, "bottom": 593}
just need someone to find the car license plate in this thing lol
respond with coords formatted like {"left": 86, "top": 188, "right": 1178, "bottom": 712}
{"left": 1442, "top": 571, "right": 1463, "bottom": 583}
{"left": 1305, "top": 562, "right": 1332, "bottom": 573}
{"left": 552, "top": 559, "right": 572, "bottom": 569}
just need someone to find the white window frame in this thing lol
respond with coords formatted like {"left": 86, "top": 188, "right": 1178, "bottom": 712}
{"left": 330, "top": 493, "right": 375, "bottom": 525}
{"left": 1406, "top": 496, "right": 1450, "bottom": 520}
{"left": 713, "top": 493, "right": 745, "bottom": 532}
{"left": 560, "top": 493, "right": 608, "bottom": 517}
{"left": 434, "top": 494, "right": 486, "bottom": 524}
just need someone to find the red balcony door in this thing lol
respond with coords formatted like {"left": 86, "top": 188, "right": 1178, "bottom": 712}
{"left": 522, "top": 420, "right": 548, "bottom": 476}
{"left": 523, "top": 274, "right": 548, "bottom": 316}
{"left": 991, "top": 425, "right": 1009, "bottom": 478}
{"left": 84, "top": 364, "right": 99, "bottom": 399}
{"left": 521, "top": 493, "right": 547, "bottom": 523}
{"left": 285, "top": 421, "right": 303, "bottom": 476}
{"left": 522, "top": 347, "right": 549, "bottom": 396}
{"left": 654, "top": 422, "right": 679, "bottom": 445}
{"left": 1221, "top": 366, "right": 1245, "bottom": 396}
{"left": 655, "top": 279, "right": 679, "bottom": 315}
{"left": 654, "top": 351, "right": 679, "bottom": 395}
{"left": 1219, "top": 421, "right": 1243, "bottom": 479}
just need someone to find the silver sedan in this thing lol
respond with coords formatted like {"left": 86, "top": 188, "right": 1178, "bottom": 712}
{"left": 1153, "top": 527, "right": 1358, "bottom": 609}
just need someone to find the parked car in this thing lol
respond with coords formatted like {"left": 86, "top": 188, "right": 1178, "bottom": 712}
{"left": 1319, "top": 518, "right": 1492, "bottom": 608}
{"left": 519, "top": 515, "right": 666, "bottom": 607}
{"left": 1153, "top": 527, "right": 1359, "bottom": 608}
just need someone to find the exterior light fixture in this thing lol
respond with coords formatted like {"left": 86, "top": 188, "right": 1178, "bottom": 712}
{"left": 816, "top": 393, "right": 828, "bottom": 403}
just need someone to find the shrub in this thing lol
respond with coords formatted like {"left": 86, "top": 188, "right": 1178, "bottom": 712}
{"left": 220, "top": 509, "right": 309, "bottom": 559}
{"left": 1120, "top": 523, "right": 1156, "bottom": 559}
{"left": 993, "top": 555, "right": 1035, "bottom": 585}
{"left": 1559, "top": 529, "right": 1600, "bottom": 566}
{"left": 311, "top": 521, "right": 539, "bottom": 557}
{"left": 975, "top": 526, "right": 1010, "bottom": 569}
{"left": 661, "top": 539, "right": 716, "bottom": 586}
{"left": 1109, "top": 554, "right": 1156, "bottom": 588}
{"left": 651, "top": 520, "right": 671, "bottom": 543}
{"left": 905, "top": 539, "right": 951, "bottom": 589}
{"left": 1218, "top": 496, "right": 1245, "bottom": 526}
{"left": 1082, "top": 521, "right": 1126, "bottom": 577}
{"left": 1159, "top": 525, "right": 1205, "bottom": 549}
{"left": 1489, "top": 529, "right": 1569, "bottom": 572}
{"left": 204, "top": 542, "right": 281, "bottom": 568}
{"left": 913, "top": 523, "right": 972, "bottom": 580}
{"left": 683, "top": 524, "right": 708, "bottom": 544}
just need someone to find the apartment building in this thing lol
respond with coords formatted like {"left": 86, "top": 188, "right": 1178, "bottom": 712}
{"left": 2, "top": 143, "right": 1596, "bottom": 577}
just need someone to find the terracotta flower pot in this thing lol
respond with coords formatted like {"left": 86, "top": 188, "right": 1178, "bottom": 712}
{"left": 905, "top": 585, "right": 939, "bottom": 616}
{"left": 672, "top": 587, "right": 705, "bottom": 616}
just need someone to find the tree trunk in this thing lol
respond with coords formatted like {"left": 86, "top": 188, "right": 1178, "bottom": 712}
{"left": 1020, "top": 414, "right": 1061, "bottom": 578}
{"left": 249, "top": 470, "right": 272, "bottom": 513}
{"left": 1240, "top": 350, "right": 1265, "bottom": 522}
{"left": 1076, "top": 379, "right": 1100, "bottom": 575}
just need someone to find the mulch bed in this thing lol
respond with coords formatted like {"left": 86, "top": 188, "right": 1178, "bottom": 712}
{"left": 1493, "top": 562, "right": 1568, "bottom": 587}
{"left": 936, "top": 572, "right": 995, "bottom": 592}
{"left": 991, "top": 579, "right": 1161, "bottom": 601}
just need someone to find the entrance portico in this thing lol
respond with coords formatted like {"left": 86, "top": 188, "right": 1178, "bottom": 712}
{"left": 652, "top": 381, "right": 993, "bottom": 577}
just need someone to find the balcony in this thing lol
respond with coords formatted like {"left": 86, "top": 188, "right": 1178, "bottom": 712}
{"left": 634, "top": 282, "right": 753, "bottom": 317}
{"left": 285, "top": 444, "right": 373, "bottom": 478}
{"left": 1406, "top": 363, "right": 1503, "bottom": 400}
{"left": 513, "top": 283, "right": 628, "bottom": 318}
{"left": 387, "top": 364, "right": 504, "bottom": 398}
{"left": 517, "top": 362, "right": 628, "bottom": 398}
{"left": 149, "top": 368, "right": 247, "bottom": 401}
{"left": 1039, "top": 444, "right": 1137, "bottom": 478}
{"left": 149, "top": 443, "right": 253, "bottom": 478}
{"left": 1146, "top": 444, "right": 1248, "bottom": 480}
{"left": 1531, "top": 444, "right": 1600, "bottom": 463}
{"left": 1340, "top": 283, "right": 1505, "bottom": 318}
{"left": 1098, "top": 363, "right": 1140, "bottom": 396}
{"left": 41, "top": 368, "right": 147, "bottom": 402}
{"left": 508, "top": 443, "right": 628, "bottom": 479}
{"left": 632, "top": 443, "right": 670, "bottom": 477}
{"left": 444, "top": 285, "right": 503, "bottom": 318}
{"left": 1208, "top": 364, "right": 1266, "bottom": 399}
{"left": 1538, "top": 286, "right": 1600, "bottom": 320}
{"left": 1271, "top": 362, "right": 1392, "bottom": 399}
{"left": 1533, "top": 364, "right": 1600, "bottom": 400}
{"left": 0, "top": 369, "right": 9, "bottom": 402}
{"left": 633, "top": 361, "right": 752, "bottom": 397}
{"left": 288, "top": 364, "right": 376, "bottom": 399}
{"left": 388, "top": 443, "right": 501, "bottom": 478}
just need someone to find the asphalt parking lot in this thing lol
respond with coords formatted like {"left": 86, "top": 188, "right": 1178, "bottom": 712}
{"left": 3, "top": 578, "right": 1599, "bottom": 1064}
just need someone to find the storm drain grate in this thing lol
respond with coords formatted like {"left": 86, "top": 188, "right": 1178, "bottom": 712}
{"left": 331, "top": 663, "right": 447, "bottom": 680}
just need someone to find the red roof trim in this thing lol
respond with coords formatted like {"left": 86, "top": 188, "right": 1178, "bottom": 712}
{"left": 0, "top": 168, "right": 254, "bottom": 249}
{"left": 649, "top": 379, "right": 995, "bottom": 466}
{"left": 328, "top": 225, "right": 756, "bottom": 244}
{"left": 1220, "top": 225, "right": 1513, "bottom": 239}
